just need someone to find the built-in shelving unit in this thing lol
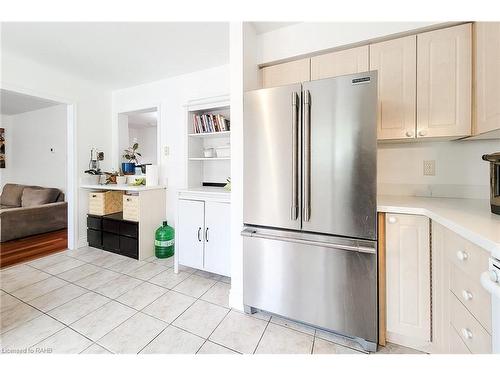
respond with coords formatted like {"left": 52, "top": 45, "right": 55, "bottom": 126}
{"left": 185, "top": 95, "right": 231, "bottom": 190}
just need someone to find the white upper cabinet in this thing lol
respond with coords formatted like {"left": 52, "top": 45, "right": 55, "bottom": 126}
{"left": 262, "top": 58, "right": 310, "bottom": 88}
{"left": 310, "top": 46, "right": 369, "bottom": 80}
{"left": 370, "top": 36, "right": 417, "bottom": 140}
{"left": 474, "top": 22, "right": 500, "bottom": 136}
{"left": 416, "top": 23, "right": 472, "bottom": 138}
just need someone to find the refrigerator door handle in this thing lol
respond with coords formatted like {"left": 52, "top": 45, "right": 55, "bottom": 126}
{"left": 303, "top": 89, "right": 311, "bottom": 222}
{"left": 291, "top": 92, "right": 299, "bottom": 221}
{"left": 241, "top": 229, "right": 376, "bottom": 254}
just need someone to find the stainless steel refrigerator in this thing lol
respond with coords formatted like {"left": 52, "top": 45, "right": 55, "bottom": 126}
{"left": 242, "top": 71, "right": 378, "bottom": 351}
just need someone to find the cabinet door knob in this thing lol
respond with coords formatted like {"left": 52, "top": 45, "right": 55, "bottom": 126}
{"left": 418, "top": 130, "right": 427, "bottom": 137}
{"left": 461, "top": 328, "right": 473, "bottom": 340}
{"left": 388, "top": 216, "right": 397, "bottom": 224}
{"left": 456, "top": 250, "right": 469, "bottom": 261}
{"left": 462, "top": 290, "right": 473, "bottom": 301}
{"left": 405, "top": 130, "right": 414, "bottom": 137}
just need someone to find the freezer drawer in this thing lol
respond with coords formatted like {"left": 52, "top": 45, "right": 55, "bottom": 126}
{"left": 242, "top": 227, "right": 378, "bottom": 347}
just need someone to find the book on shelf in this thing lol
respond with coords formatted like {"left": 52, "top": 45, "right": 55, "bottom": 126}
{"left": 192, "top": 113, "right": 230, "bottom": 134}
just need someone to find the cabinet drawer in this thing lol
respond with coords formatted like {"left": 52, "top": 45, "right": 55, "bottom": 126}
{"left": 120, "top": 236, "right": 138, "bottom": 259}
{"left": 120, "top": 221, "right": 138, "bottom": 238}
{"left": 449, "top": 293, "right": 491, "bottom": 353}
{"left": 449, "top": 324, "right": 472, "bottom": 354}
{"left": 445, "top": 228, "right": 489, "bottom": 280}
{"left": 102, "top": 232, "right": 120, "bottom": 254}
{"left": 123, "top": 195, "right": 139, "bottom": 222}
{"left": 450, "top": 262, "right": 492, "bottom": 333}
{"left": 88, "top": 191, "right": 123, "bottom": 216}
{"left": 87, "top": 216, "right": 102, "bottom": 230}
{"left": 102, "top": 219, "right": 120, "bottom": 234}
{"left": 87, "top": 229, "right": 102, "bottom": 248}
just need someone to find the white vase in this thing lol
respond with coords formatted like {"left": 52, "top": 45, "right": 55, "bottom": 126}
{"left": 116, "top": 176, "right": 127, "bottom": 185}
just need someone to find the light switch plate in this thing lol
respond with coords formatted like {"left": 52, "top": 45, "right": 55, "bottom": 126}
{"left": 423, "top": 160, "right": 436, "bottom": 176}
{"left": 164, "top": 146, "right": 169, "bottom": 156}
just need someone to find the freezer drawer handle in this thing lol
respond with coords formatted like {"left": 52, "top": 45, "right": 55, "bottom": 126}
{"left": 291, "top": 91, "right": 299, "bottom": 221}
{"left": 241, "top": 230, "right": 376, "bottom": 254}
{"left": 303, "top": 89, "right": 311, "bottom": 222}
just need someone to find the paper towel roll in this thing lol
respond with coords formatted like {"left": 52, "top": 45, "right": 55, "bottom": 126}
{"left": 146, "top": 165, "right": 158, "bottom": 186}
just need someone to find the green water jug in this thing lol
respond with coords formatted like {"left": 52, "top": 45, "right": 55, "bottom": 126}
{"left": 155, "top": 221, "right": 174, "bottom": 258}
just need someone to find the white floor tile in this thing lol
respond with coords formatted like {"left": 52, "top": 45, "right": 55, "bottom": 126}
{"left": 74, "top": 268, "right": 121, "bottom": 290}
{"left": 94, "top": 274, "right": 143, "bottom": 299}
{"left": 194, "top": 269, "right": 222, "bottom": 281}
{"left": 142, "top": 290, "right": 196, "bottom": 323}
{"left": 43, "top": 257, "right": 86, "bottom": 275}
{"left": 0, "top": 292, "right": 23, "bottom": 313}
{"left": 172, "top": 274, "right": 217, "bottom": 298}
{"left": 200, "top": 281, "right": 230, "bottom": 308}
{"left": 11, "top": 277, "right": 67, "bottom": 302}
{"left": 116, "top": 282, "right": 167, "bottom": 310}
{"left": 148, "top": 256, "right": 174, "bottom": 268}
{"left": 315, "top": 328, "right": 367, "bottom": 353}
{"left": 47, "top": 291, "right": 110, "bottom": 325}
{"left": 98, "top": 312, "right": 167, "bottom": 354}
{"left": 57, "top": 263, "right": 101, "bottom": 282}
{"left": 0, "top": 314, "right": 64, "bottom": 351}
{"left": 125, "top": 262, "right": 167, "bottom": 281}
{"left": 209, "top": 310, "right": 268, "bottom": 354}
{"left": 107, "top": 259, "right": 146, "bottom": 274}
{"left": 197, "top": 341, "right": 239, "bottom": 354}
{"left": 173, "top": 300, "right": 228, "bottom": 339}
{"left": 255, "top": 323, "right": 314, "bottom": 354}
{"left": 81, "top": 343, "right": 112, "bottom": 354}
{"left": 313, "top": 337, "right": 363, "bottom": 354}
{"left": 140, "top": 325, "right": 204, "bottom": 354}
{"left": 148, "top": 268, "right": 190, "bottom": 289}
{"left": 30, "top": 327, "right": 92, "bottom": 354}
{"left": 376, "top": 342, "right": 424, "bottom": 354}
{"left": 27, "top": 253, "right": 69, "bottom": 270}
{"left": 29, "top": 284, "right": 86, "bottom": 312}
{"left": 1, "top": 265, "right": 51, "bottom": 292}
{"left": 70, "top": 301, "right": 136, "bottom": 341}
{"left": 1, "top": 301, "right": 42, "bottom": 334}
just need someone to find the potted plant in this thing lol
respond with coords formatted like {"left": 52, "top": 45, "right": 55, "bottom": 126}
{"left": 116, "top": 169, "right": 127, "bottom": 185}
{"left": 122, "top": 142, "right": 141, "bottom": 175}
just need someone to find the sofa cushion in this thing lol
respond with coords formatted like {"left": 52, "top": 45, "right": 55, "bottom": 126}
{"left": 0, "top": 184, "right": 24, "bottom": 207}
{"left": 21, "top": 187, "right": 60, "bottom": 207}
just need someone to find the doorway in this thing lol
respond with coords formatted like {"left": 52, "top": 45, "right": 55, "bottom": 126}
{"left": 0, "top": 88, "right": 75, "bottom": 266}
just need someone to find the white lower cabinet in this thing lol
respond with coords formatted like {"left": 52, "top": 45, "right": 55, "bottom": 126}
{"left": 385, "top": 213, "right": 431, "bottom": 351}
{"left": 177, "top": 197, "right": 230, "bottom": 277}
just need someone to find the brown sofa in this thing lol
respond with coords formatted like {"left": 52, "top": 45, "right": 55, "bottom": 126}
{"left": 0, "top": 183, "right": 67, "bottom": 242}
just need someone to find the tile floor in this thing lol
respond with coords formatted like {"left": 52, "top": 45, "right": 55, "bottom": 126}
{"left": 0, "top": 247, "right": 423, "bottom": 354}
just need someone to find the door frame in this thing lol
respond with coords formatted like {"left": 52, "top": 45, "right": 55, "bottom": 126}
{"left": 0, "top": 82, "right": 78, "bottom": 249}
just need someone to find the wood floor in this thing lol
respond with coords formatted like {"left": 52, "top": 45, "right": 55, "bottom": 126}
{"left": 0, "top": 229, "right": 68, "bottom": 268}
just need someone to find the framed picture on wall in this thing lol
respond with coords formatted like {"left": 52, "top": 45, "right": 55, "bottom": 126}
{"left": 0, "top": 127, "right": 5, "bottom": 168}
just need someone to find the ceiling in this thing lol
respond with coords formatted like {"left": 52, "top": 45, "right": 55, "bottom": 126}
{"left": 1, "top": 22, "right": 229, "bottom": 89}
{"left": 127, "top": 110, "right": 157, "bottom": 129}
{"left": 1, "top": 89, "right": 61, "bottom": 115}
{"left": 251, "top": 22, "right": 299, "bottom": 34}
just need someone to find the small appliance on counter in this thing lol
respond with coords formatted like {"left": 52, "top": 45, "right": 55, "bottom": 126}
{"left": 482, "top": 152, "right": 500, "bottom": 215}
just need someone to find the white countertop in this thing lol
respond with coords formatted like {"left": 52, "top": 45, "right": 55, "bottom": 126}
{"left": 80, "top": 184, "right": 166, "bottom": 192}
{"left": 378, "top": 195, "right": 500, "bottom": 258}
{"left": 178, "top": 187, "right": 231, "bottom": 200}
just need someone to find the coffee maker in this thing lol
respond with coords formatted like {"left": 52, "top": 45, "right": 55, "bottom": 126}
{"left": 483, "top": 152, "right": 500, "bottom": 215}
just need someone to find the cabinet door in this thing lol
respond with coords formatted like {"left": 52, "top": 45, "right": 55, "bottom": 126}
{"left": 417, "top": 23, "right": 472, "bottom": 138}
{"left": 311, "top": 46, "right": 369, "bottom": 80}
{"left": 370, "top": 36, "right": 417, "bottom": 140}
{"left": 177, "top": 199, "right": 204, "bottom": 269}
{"left": 262, "top": 58, "right": 310, "bottom": 88}
{"left": 474, "top": 22, "right": 500, "bottom": 135}
{"left": 386, "top": 214, "right": 431, "bottom": 348}
{"left": 204, "top": 201, "right": 231, "bottom": 277}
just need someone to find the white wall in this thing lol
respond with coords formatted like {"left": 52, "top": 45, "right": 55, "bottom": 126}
{"left": 1, "top": 50, "right": 113, "bottom": 248}
{"left": 1, "top": 104, "right": 67, "bottom": 191}
{"left": 378, "top": 140, "right": 500, "bottom": 199}
{"left": 128, "top": 126, "right": 157, "bottom": 165}
{"left": 257, "top": 22, "right": 442, "bottom": 64}
{"left": 112, "top": 64, "right": 230, "bottom": 226}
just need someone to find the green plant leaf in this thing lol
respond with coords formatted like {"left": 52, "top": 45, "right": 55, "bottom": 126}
{"left": 133, "top": 143, "right": 139, "bottom": 150}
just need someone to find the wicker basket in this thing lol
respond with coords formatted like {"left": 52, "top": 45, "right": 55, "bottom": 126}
{"left": 88, "top": 191, "right": 124, "bottom": 216}
{"left": 123, "top": 194, "right": 140, "bottom": 222}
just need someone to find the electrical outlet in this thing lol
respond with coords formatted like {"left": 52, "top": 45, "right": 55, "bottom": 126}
{"left": 423, "top": 160, "right": 436, "bottom": 176}
{"left": 164, "top": 146, "right": 169, "bottom": 156}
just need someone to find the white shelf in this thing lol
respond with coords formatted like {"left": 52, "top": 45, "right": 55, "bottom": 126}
{"left": 80, "top": 184, "right": 166, "bottom": 192}
{"left": 188, "top": 131, "right": 230, "bottom": 138}
{"left": 188, "top": 157, "right": 231, "bottom": 161}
